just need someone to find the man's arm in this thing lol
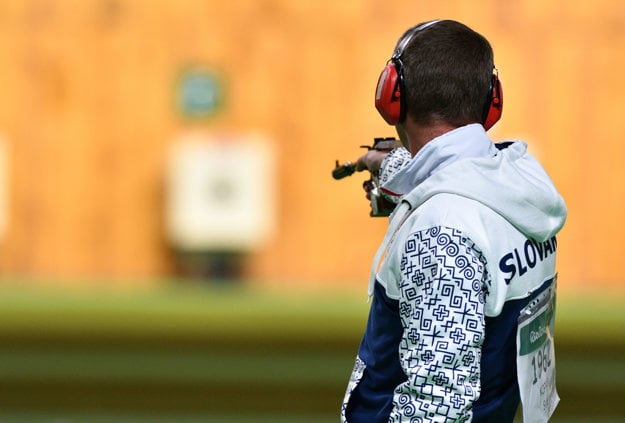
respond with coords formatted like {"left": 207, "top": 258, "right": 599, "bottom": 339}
{"left": 378, "top": 147, "right": 411, "bottom": 193}
{"left": 357, "top": 146, "right": 411, "bottom": 205}
{"left": 390, "top": 226, "right": 487, "bottom": 422}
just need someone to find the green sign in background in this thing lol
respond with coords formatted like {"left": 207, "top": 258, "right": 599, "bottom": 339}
{"left": 176, "top": 66, "right": 224, "bottom": 119}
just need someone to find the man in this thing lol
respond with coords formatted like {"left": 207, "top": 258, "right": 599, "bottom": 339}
{"left": 341, "top": 20, "right": 567, "bottom": 422}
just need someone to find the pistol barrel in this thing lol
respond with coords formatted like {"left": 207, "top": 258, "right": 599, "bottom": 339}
{"left": 332, "top": 161, "right": 357, "bottom": 180}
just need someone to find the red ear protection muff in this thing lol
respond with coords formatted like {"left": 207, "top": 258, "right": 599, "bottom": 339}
{"left": 374, "top": 61, "right": 403, "bottom": 125}
{"left": 482, "top": 73, "right": 503, "bottom": 131}
{"left": 375, "top": 20, "right": 441, "bottom": 126}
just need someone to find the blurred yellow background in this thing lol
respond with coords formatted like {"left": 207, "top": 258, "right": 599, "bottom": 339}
{"left": 0, "top": 3, "right": 623, "bottom": 422}
{"left": 0, "top": 0, "right": 622, "bottom": 297}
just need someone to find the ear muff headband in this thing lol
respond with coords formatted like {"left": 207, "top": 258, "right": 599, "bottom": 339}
{"left": 375, "top": 20, "right": 504, "bottom": 131}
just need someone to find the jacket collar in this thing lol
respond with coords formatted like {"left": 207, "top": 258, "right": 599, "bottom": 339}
{"left": 381, "top": 124, "right": 497, "bottom": 197}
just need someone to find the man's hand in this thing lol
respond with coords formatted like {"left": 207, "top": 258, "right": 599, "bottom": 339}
{"left": 332, "top": 137, "right": 403, "bottom": 217}
{"left": 355, "top": 149, "right": 391, "bottom": 176}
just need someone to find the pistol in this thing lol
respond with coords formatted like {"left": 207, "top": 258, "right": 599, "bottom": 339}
{"left": 332, "top": 137, "right": 401, "bottom": 217}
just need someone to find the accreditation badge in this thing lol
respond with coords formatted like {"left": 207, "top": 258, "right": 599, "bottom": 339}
{"left": 516, "top": 276, "right": 559, "bottom": 423}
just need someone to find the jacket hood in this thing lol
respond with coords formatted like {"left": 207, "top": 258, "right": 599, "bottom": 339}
{"left": 382, "top": 125, "right": 567, "bottom": 242}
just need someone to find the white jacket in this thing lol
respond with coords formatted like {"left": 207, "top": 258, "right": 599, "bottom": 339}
{"left": 342, "top": 124, "right": 567, "bottom": 423}
{"left": 373, "top": 124, "right": 566, "bottom": 317}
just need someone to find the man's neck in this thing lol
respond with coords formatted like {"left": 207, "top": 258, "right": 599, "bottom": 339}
{"left": 400, "top": 117, "right": 458, "bottom": 157}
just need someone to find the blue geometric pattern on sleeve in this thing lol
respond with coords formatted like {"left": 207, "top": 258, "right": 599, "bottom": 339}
{"left": 390, "top": 226, "right": 490, "bottom": 422}
{"left": 380, "top": 147, "right": 412, "bottom": 203}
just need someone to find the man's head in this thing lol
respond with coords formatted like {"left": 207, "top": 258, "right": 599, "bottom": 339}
{"left": 375, "top": 20, "right": 501, "bottom": 130}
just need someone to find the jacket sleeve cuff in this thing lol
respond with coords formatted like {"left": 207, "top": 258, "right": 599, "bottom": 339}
{"left": 379, "top": 147, "right": 411, "bottom": 204}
